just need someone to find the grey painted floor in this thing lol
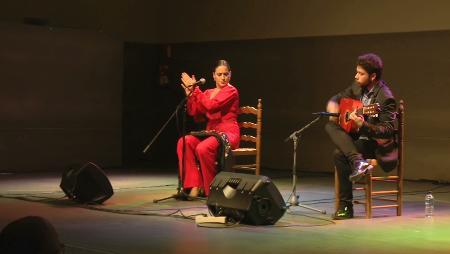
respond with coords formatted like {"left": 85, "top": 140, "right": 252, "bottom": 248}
{"left": 1, "top": 169, "right": 450, "bottom": 254}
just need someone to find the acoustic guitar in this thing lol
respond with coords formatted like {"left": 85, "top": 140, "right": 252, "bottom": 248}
{"left": 339, "top": 98, "right": 380, "bottom": 133}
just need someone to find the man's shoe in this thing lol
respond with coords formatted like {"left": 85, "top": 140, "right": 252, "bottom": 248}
{"left": 332, "top": 204, "right": 354, "bottom": 220}
{"left": 349, "top": 160, "right": 374, "bottom": 182}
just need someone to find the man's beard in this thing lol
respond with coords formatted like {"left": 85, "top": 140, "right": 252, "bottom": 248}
{"left": 355, "top": 79, "right": 370, "bottom": 87}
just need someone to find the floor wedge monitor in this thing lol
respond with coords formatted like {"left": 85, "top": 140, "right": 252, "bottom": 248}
{"left": 207, "top": 172, "right": 286, "bottom": 225}
{"left": 60, "top": 162, "right": 113, "bottom": 204}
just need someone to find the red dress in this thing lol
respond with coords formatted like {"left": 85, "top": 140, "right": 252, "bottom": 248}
{"left": 177, "top": 84, "right": 240, "bottom": 196}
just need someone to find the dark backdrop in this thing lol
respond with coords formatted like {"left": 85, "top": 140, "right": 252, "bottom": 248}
{"left": 0, "top": 23, "right": 123, "bottom": 172}
{"left": 124, "top": 30, "right": 450, "bottom": 181}
{"left": 2, "top": 23, "right": 448, "bottom": 180}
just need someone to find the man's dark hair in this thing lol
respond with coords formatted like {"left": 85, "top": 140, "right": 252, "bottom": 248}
{"left": 357, "top": 53, "right": 383, "bottom": 80}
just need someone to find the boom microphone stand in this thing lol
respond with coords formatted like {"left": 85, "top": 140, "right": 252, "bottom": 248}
{"left": 284, "top": 115, "right": 326, "bottom": 214}
{"left": 142, "top": 83, "right": 200, "bottom": 203}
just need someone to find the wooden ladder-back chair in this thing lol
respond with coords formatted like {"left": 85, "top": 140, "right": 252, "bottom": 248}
{"left": 231, "top": 99, "right": 262, "bottom": 175}
{"left": 335, "top": 99, "right": 405, "bottom": 218}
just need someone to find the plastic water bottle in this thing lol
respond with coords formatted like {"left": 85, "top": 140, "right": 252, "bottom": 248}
{"left": 425, "top": 191, "right": 434, "bottom": 218}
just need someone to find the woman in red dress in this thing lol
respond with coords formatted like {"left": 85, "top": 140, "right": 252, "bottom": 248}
{"left": 177, "top": 60, "right": 240, "bottom": 198}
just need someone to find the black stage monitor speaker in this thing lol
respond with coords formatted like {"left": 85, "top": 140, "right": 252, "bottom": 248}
{"left": 207, "top": 172, "right": 286, "bottom": 225}
{"left": 60, "top": 162, "right": 113, "bottom": 204}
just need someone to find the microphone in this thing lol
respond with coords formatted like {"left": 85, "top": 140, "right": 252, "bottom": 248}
{"left": 182, "top": 78, "right": 206, "bottom": 89}
{"left": 312, "top": 112, "right": 340, "bottom": 117}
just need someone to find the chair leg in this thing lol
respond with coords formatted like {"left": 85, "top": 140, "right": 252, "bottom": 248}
{"left": 397, "top": 177, "right": 402, "bottom": 216}
{"left": 366, "top": 173, "right": 373, "bottom": 219}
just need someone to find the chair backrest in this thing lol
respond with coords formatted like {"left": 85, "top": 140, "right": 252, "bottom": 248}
{"left": 397, "top": 99, "right": 405, "bottom": 187}
{"left": 238, "top": 99, "right": 262, "bottom": 150}
{"left": 231, "top": 99, "right": 262, "bottom": 175}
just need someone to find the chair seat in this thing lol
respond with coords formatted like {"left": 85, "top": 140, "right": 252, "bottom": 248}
{"left": 232, "top": 164, "right": 257, "bottom": 170}
{"left": 232, "top": 148, "right": 257, "bottom": 156}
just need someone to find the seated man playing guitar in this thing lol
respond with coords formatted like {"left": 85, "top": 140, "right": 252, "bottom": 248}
{"left": 325, "top": 53, "right": 397, "bottom": 219}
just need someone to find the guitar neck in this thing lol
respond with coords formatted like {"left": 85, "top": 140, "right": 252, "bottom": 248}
{"left": 355, "top": 107, "right": 365, "bottom": 116}
{"left": 356, "top": 104, "right": 373, "bottom": 116}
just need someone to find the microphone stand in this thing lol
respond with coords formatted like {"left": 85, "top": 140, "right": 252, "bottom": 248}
{"left": 284, "top": 115, "right": 326, "bottom": 214}
{"left": 142, "top": 85, "right": 201, "bottom": 203}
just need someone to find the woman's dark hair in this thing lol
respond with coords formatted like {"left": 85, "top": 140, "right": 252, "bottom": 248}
{"left": 214, "top": 60, "right": 231, "bottom": 72}
{"left": 357, "top": 53, "right": 383, "bottom": 80}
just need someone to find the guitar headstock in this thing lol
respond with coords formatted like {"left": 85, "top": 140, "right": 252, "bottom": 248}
{"left": 363, "top": 103, "right": 381, "bottom": 116}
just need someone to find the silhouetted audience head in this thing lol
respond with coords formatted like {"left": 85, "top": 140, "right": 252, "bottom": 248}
{"left": 0, "top": 216, "right": 64, "bottom": 254}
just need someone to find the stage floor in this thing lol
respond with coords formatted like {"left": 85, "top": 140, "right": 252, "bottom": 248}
{"left": 1, "top": 169, "right": 450, "bottom": 254}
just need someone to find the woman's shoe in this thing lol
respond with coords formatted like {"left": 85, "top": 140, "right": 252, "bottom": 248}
{"left": 188, "top": 187, "right": 199, "bottom": 199}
